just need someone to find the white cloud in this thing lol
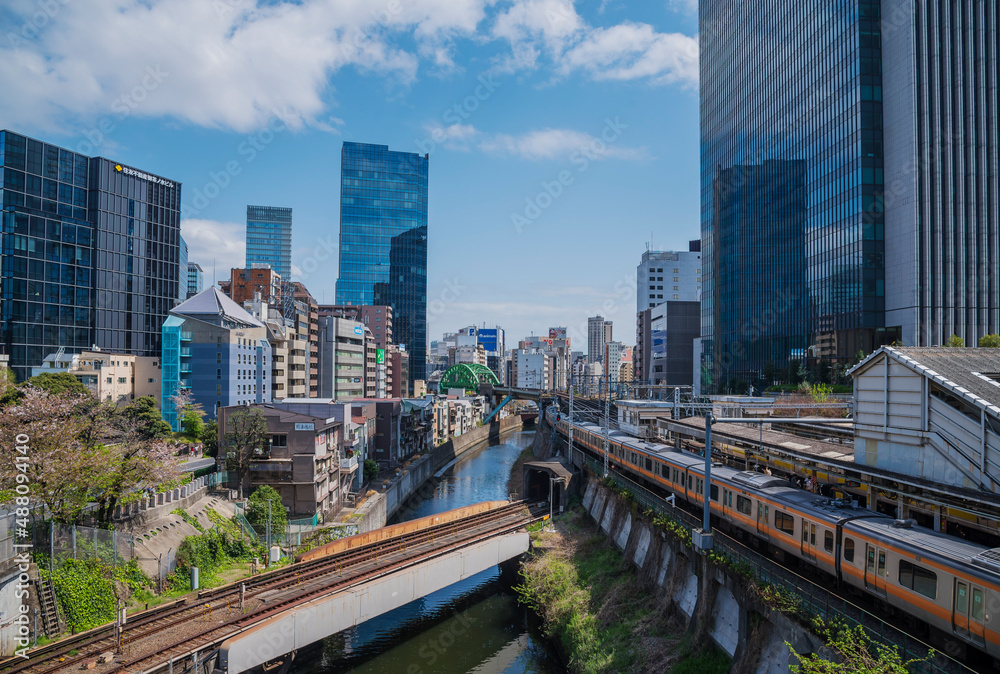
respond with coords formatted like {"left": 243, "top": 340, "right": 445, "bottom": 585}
{"left": 561, "top": 22, "right": 698, "bottom": 85}
{"left": 0, "top": 0, "right": 697, "bottom": 136}
{"left": 425, "top": 122, "right": 480, "bottom": 151}
{"left": 490, "top": 0, "right": 698, "bottom": 86}
{"left": 0, "top": 0, "right": 493, "bottom": 133}
{"left": 181, "top": 219, "right": 245, "bottom": 285}
{"left": 479, "top": 127, "right": 647, "bottom": 161}
{"left": 666, "top": 0, "right": 699, "bottom": 15}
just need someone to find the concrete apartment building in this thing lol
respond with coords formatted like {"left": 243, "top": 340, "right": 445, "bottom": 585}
{"left": 317, "top": 315, "right": 367, "bottom": 400}
{"left": 219, "top": 405, "right": 342, "bottom": 518}
{"left": 31, "top": 349, "right": 161, "bottom": 405}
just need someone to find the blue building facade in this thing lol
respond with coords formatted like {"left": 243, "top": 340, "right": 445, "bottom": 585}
{"left": 699, "top": 1, "right": 888, "bottom": 390}
{"left": 161, "top": 287, "right": 270, "bottom": 429}
{"left": 0, "top": 130, "right": 182, "bottom": 380}
{"left": 246, "top": 205, "right": 292, "bottom": 281}
{"left": 187, "top": 262, "right": 203, "bottom": 299}
{"left": 477, "top": 327, "right": 506, "bottom": 384}
{"left": 701, "top": 0, "right": 1000, "bottom": 392}
{"left": 178, "top": 235, "right": 188, "bottom": 304}
{"left": 336, "top": 142, "right": 428, "bottom": 383}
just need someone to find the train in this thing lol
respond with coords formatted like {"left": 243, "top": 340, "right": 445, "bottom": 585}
{"left": 555, "top": 415, "right": 1000, "bottom": 661}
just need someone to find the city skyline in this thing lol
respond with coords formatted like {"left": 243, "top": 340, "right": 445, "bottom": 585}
{"left": 0, "top": 1, "right": 702, "bottom": 345}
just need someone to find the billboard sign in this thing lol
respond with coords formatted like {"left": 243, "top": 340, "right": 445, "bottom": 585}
{"left": 376, "top": 348, "right": 385, "bottom": 364}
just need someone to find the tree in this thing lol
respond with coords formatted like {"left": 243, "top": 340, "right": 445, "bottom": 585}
{"left": 224, "top": 407, "right": 268, "bottom": 499}
{"left": 945, "top": 334, "right": 965, "bottom": 347}
{"left": 246, "top": 485, "right": 287, "bottom": 537}
{"left": 201, "top": 420, "right": 219, "bottom": 458}
{"left": 121, "top": 396, "right": 172, "bottom": 440}
{"left": 364, "top": 459, "right": 379, "bottom": 483}
{"left": 26, "top": 372, "right": 89, "bottom": 397}
{"left": 979, "top": 334, "right": 1000, "bottom": 348}
{"left": 789, "top": 618, "right": 932, "bottom": 673}
{"left": 763, "top": 360, "right": 777, "bottom": 386}
{"left": 181, "top": 410, "right": 204, "bottom": 440}
{"left": 0, "top": 387, "right": 115, "bottom": 523}
{"left": 170, "top": 387, "right": 205, "bottom": 439}
{"left": 787, "top": 359, "right": 802, "bottom": 385}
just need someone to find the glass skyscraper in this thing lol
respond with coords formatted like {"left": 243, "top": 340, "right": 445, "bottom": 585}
{"left": 0, "top": 130, "right": 182, "bottom": 380}
{"left": 700, "top": 1, "right": 998, "bottom": 391}
{"left": 336, "top": 142, "right": 428, "bottom": 383}
{"left": 246, "top": 205, "right": 292, "bottom": 280}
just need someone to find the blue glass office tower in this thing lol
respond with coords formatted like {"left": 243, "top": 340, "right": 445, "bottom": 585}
{"left": 0, "top": 130, "right": 182, "bottom": 380}
{"left": 336, "top": 142, "right": 428, "bottom": 383}
{"left": 246, "top": 205, "right": 292, "bottom": 280}
{"left": 701, "top": 1, "right": 999, "bottom": 392}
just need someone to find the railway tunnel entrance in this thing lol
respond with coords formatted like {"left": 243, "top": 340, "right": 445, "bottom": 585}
{"left": 522, "top": 460, "right": 576, "bottom": 513}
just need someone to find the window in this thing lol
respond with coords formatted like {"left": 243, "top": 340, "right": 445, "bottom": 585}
{"left": 898, "top": 560, "right": 936, "bottom": 599}
{"left": 774, "top": 511, "right": 795, "bottom": 533}
{"left": 736, "top": 495, "right": 752, "bottom": 515}
{"left": 148, "top": 378, "right": 154, "bottom": 383}
{"left": 673, "top": 268, "right": 679, "bottom": 273}
{"left": 844, "top": 538, "right": 855, "bottom": 562}
{"left": 117, "top": 377, "right": 126, "bottom": 384}
{"left": 824, "top": 531, "right": 834, "bottom": 553}
{"left": 270, "top": 434, "right": 287, "bottom": 447}
{"left": 710, "top": 484, "right": 719, "bottom": 501}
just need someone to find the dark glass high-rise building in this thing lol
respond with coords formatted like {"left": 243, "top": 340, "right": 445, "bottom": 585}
{"left": 246, "top": 205, "right": 292, "bottom": 281}
{"left": 336, "top": 142, "right": 428, "bottom": 383}
{"left": 0, "top": 130, "right": 182, "bottom": 380}
{"left": 700, "top": 0, "right": 998, "bottom": 391}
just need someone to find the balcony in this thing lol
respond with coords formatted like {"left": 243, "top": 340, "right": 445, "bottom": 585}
{"left": 180, "top": 365, "right": 192, "bottom": 374}
{"left": 340, "top": 455, "right": 359, "bottom": 472}
{"left": 180, "top": 331, "right": 193, "bottom": 342}
{"left": 179, "top": 378, "right": 191, "bottom": 389}
{"left": 180, "top": 347, "right": 192, "bottom": 358}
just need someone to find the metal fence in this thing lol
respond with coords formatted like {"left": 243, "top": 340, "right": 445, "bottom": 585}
{"left": 582, "top": 456, "right": 972, "bottom": 674}
{"left": 231, "top": 502, "right": 357, "bottom": 551}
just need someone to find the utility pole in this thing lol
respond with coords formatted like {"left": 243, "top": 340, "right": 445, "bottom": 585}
{"left": 603, "top": 343, "right": 610, "bottom": 477}
{"left": 568, "top": 371, "right": 574, "bottom": 465}
{"left": 266, "top": 499, "right": 272, "bottom": 559}
{"left": 694, "top": 411, "right": 716, "bottom": 553}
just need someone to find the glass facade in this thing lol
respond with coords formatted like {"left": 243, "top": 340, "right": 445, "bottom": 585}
{"left": 246, "top": 205, "right": 292, "bottom": 280}
{"left": 700, "top": 0, "right": 889, "bottom": 390}
{"left": 187, "top": 262, "right": 203, "bottom": 298}
{"left": 0, "top": 130, "right": 182, "bottom": 380}
{"left": 336, "top": 142, "right": 428, "bottom": 383}
{"left": 178, "top": 234, "right": 188, "bottom": 303}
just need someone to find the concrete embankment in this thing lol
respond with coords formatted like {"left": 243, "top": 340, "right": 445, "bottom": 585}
{"left": 351, "top": 414, "right": 527, "bottom": 532}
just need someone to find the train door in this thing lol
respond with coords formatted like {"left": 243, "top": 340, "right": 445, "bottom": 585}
{"left": 756, "top": 501, "right": 770, "bottom": 540}
{"left": 801, "top": 519, "right": 816, "bottom": 563}
{"left": 865, "top": 544, "right": 887, "bottom": 596}
{"left": 953, "top": 580, "right": 986, "bottom": 645}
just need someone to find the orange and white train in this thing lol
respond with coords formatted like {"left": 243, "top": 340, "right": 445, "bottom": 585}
{"left": 557, "top": 417, "right": 1000, "bottom": 660}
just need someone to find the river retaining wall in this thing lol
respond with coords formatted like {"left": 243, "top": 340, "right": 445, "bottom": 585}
{"left": 579, "top": 476, "right": 823, "bottom": 672}
{"left": 352, "top": 415, "right": 526, "bottom": 533}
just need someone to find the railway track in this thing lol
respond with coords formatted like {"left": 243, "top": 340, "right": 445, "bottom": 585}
{"left": 5, "top": 501, "right": 543, "bottom": 674}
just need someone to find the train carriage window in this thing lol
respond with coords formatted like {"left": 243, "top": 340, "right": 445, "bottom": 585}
{"left": 774, "top": 511, "right": 795, "bottom": 533}
{"left": 824, "top": 531, "right": 833, "bottom": 553}
{"left": 645, "top": 458, "right": 652, "bottom": 472}
{"left": 877, "top": 550, "right": 886, "bottom": 577}
{"left": 956, "top": 582, "right": 969, "bottom": 614}
{"left": 898, "top": 560, "right": 937, "bottom": 600}
{"left": 802, "top": 519, "right": 809, "bottom": 542}
{"left": 844, "top": 538, "right": 855, "bottom": 562}
{"left": 867, "top": 547, "right": 876, "bottom": 572}
{"left": 736, "top": 495, "right": 751, "bottom": 515}
{"left": 688, "top": 475, "right": 693, "bottom": 490}
{"left": 972, "top": 588, "right": 984, "bottom": 621}
{"left": 631, "top": 452, "right": 638, "bottom": 464}
{"left": 710, "top": 484, "right": 719, "bottom": 502}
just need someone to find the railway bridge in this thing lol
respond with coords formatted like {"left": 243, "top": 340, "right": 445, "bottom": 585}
{"left": 7, "top": 501, "right": 544, "bottom": 674}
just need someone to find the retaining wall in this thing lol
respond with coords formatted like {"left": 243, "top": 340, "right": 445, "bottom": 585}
{"left": 580, "top": 477, "right": 822, "bottom": 672}
{"left": 352, "top": 415, "right": 526, "bottom": 533}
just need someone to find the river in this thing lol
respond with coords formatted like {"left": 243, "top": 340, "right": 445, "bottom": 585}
{"left": 297, "top": 430, "right": 564, "bottom": 674}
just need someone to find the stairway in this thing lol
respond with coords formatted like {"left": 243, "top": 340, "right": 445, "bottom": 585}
{"left": 37, "top": 573, "right": 61, "bottom": 637}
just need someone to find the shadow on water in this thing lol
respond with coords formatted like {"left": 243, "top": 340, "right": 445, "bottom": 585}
{"left": 296, "top": 431, "right": 565, "bottom": 674}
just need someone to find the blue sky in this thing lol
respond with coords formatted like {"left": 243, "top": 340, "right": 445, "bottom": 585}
{"left": 1, "top": 0, "right": 701, "bottom": 350}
